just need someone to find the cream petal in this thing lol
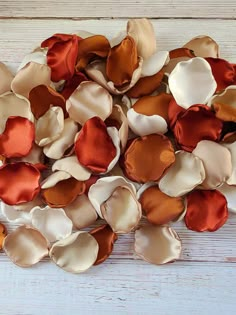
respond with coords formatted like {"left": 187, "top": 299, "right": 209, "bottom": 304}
{"left": 222, "top": 142, "right": 236, "bottom": 185}
{"left": 1, "top": 202, "right": 32, "bottom": 224}
{"left": 66, "top": 81, "right": 113, "bottom": 125}
{"left": 183, "top": 35, "right": 219, "bottom": 58}
{"left": 101, "top": 186, "right": 141, "bottom": 233}
{"left": 192, "top": 140, "right": 232, "bottom": 189}
{"left": 159, "top": 151, "right": 205, "bottom": 197}
{"left": 18, "top": 50, "right": 47, "bottom": 71}
{"left": 43, "top": 118, "right": 78, "bottom": 159}
{"left": 105, "top": 127, "right": 121, "bottom": 173}
{"left": 164, "top": 56, "right": 191, "bottom": 74}
{"left": 14, "top": 195, "right": 44, "bottom": 212}
{"left": 208, "top": 85, "right": 236, "bottom": 108}
{"left": 49, "top": 231, "right": 98, "bottom": 274}
{"left": 0, "top": 92, "right": 33, "bottom": 133}
{"left": 141, "top": 51, "right": 169, "bottom": 77}
{"left": 110, "top": 30, "right": 127, "bottom": 48}
{"left": 11, "top": 62, "right": 51, "bottom": 98}
{"left": 31, "top": 206, "right": 73, "bottom": 242}
{"left": 35, "top": 106, "right": 64, "bottom": 146}
{"left": 88, "top": 176, "right": 136, "bottom": 218}
{"left": 134, "top": 225, "right": 181, "bottom": 265}
{"left": 41, "top": 171, "right": 71, "bottom": 189}
{"left": 64, "top": 194, "right": 98, "bottom": 229}
{"left": 3, "top": 225, "right": 48, "bottom": 267}
{"left": 0, "top": 62, "right": 14, "bottom": 94}
{"left": 218, "top": 183, "right": 236, "bottom": 214}
{"left": 169, "top": 57, "right": 216, "bottom": 109}
{"left": 127, "top": 18, "right": 156, "bottom": 59}
{"left": 127, "top": 108, "right": 168, "bottom": 136}
{"left": 52, "top": 155, "right": 91, "bottom": 181}
{"left": 76, "top": 30, "right": 95, "bottom": 38}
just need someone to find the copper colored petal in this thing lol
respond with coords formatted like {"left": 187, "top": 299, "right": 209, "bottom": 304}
{"left": 140, "top": 186, "right": 185, "bottom": 225}
{"left": 0, "top": 222, "right": 7, "bottom": 250}
{"left": 90, "top": 224, "right": 117, "bottom": 265}
{"left": 106, "top": 36, "right": 138, "bottom": 87}
{"left": 0, "top": 117, "right": 35, "bottom": 158}
{"left": 42, "top": 177, "right": 85, "bottom": 208}
{"left": 213, "top": 102, "right": 236, "bottom": 122}
{"left": 0, "top": 162, "right": 40, "bottom": 205}
{"left": 169, "top": 48, "right": 195, "bottom": 59}
{"left": 123, "top": 134, "right": 175, "bottom": 183}
{"left": 168, "top": 98, "right": 186, "bottom": 129}
{"left": 185, "top": 190, "right": 228, "bottom": 232}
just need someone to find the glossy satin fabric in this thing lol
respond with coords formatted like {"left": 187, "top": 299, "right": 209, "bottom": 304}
{"left": 0, "top": 223, "right": 7, "bottom": 250}
{"left": 168, "top": 98, "right": 186, "bottom": 129}
{"left": 61, "top": 72, "right": 88, "bottom": 100}
{"left": 169, "top": 48, "right": 195, "bottom": 59}
{"left": 213, "top": 102, "right": 236, "bottom": 122}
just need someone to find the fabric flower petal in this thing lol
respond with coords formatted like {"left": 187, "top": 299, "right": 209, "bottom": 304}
{"left": 218, "top": 183, "right": 236, "bottom": 214}
{"left": 183, "top": 35, "right": 219, "bottom": 58}
{"left": 61, "top": 72, "right": 88, "bottom": 100}
{"left": 168, "top": 98, "right": 186, "bottom": 129}
{"left": 0, "top": 222, "right": 7, "bottom": 250}
{"left": 0, "top": 62, "right": 14, "bottom": 94}
{"left": 164, "top": 48, "right": 195, "bottom": 74}
{"left": 18, "top": 49, "right": 47, "bottom": 70}
{"left": 223, "top": 142, "right": 236, "bottom": 185}
{"left": 141, "top": 51, "right": 169, "bottom": 77}
{"left": 41, "top": 171, "right": 71, "bottom": 189}
{"left": 1, "top": 202, "right": 32, "bottom": 224}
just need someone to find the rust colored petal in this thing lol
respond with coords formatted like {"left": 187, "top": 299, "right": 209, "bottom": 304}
{"left": 0, "top": 162, "right": 40, "bottom": 205}
{"left": 29, "top": 84, "right": 67, "bottom": 119}
{"left": 75, "top": 117, "right": 117, "bottom": 173}
{"left": 0, "top": 117, "right": 35, "bottom": 158}
{"left": 169, "top": 48, "right": 195, "bottom": 59}
{"left": 126, "top": 69, "right": 164, "bottom": 98}
{"left": 140, "top": 186, "right": 185, "bottom": 225}
{"left": 90, "top": 224, "right": 117, "bottom": 265}
{"left": 106, "top": 36, "right": 138, "bottom": 87}
{"left": 185, "top": 190, "right": 228, "bottom": 232}
{"left": 42, "top": 177, "right": 85, "bottom": 208}
{"left": 0, "top": 223, "right": 7, "bottom": 250}
{"left": 168, "top": 98, "right": 186, "bottom": 129}
{"left": 173, "top": 104, "right": 223, "bottom": 152}
{"left": 213, "top": 102, "right": 236, "bottom": 122}
{"left": 122, "top": 134, "right": 175, "bottom": 183}
{"left": 61, "top": 72, "right": 88, "bottom": 100}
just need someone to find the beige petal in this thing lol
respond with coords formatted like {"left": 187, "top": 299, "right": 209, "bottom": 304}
{"left": 218, "top": 183, "right": 236, "bottom": 214}
{"left": 1, "top": 202, "right": 32, "bottom": 224}
{"left": 159, "top": 151, "right": 205, "bottom": 197}
{"left": 66, "top": 81, "right": 112, "bottom": 125}
{"left": 49, "top": 231, "right": 98, "bottom": 273}
{"left": 110, "top": 30, "right": 127, "bottom": 48}
{"left": 52, "top": 155, "right": 91, "bottom": 181}
{"left": 31, "top": 206, "right": 73, "bottom": 242}
{"left": 222, "top": 142, "right": 236, "bottom": 185}
{"left": 18, "top": 49, "right": 47, "bottom": 71}
{"left": 127, "top": 18, "right": 156, "bottom": 59}
{"left": 141, "top": 51, "right": 169, "bottom": 77}
{"left": 134, "top": 225, "right": 181, "bottom": 265}
{"left": 35, "top": 106, "right": 64, "bottom": 146}
{"left": 3, "top": 225, "right": 48, "bottom": 267}
{"left": 0, "top": 62, "right": 14, "bottom": 94}
{"left": 76, "top": 30, "right": 95, "bottom": 38}
{"left": 11, "top": 62, "right": 51, "bottom": 98}
{"left": 41, "top": 171, "right": 71, "bottom": 189}
{"left": 106, "top": 127, "right": 121, "bottom": 173}
{"left": 208, "top": 85, "right": 236, "bottom": 108}
{"left": 43, "top": 118, "right": 78, "bottom": 159}
{"left": 64, "top": 194, "right": 98, "bottom": 229}
{"left": 192, "top": 140, "right": 232, "bottom": 189}
{"left": 183, "top": 35, "right": 219, "bottom": 58}
{"left": 169, "top": 57, "right": 216, "bottom": 109}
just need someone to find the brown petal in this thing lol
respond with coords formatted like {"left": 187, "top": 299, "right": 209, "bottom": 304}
{"left": 0, "top": 223, "right": 7, "bottom": 250}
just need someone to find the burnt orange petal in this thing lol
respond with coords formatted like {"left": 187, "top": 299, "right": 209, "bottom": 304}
{"left": 90, "top": 224, "right": 117, "bottom": 265}
{"left": 122, "top": 134, "right": 175, "bottom": 183}
{"left": 61, "top": 72, "right": 88, "bottom": 100}
{"left": 173, "top": 104, "right": 223, "bottom": 152}
{"left": 0, "top": 162, "right": 40, "bottom": 205}
{"left": 169, "top": 48, "right": 195, "bottom": 59}
{"left": 140, "top": 186, "right": 185, "bottom": 225}
{"left": 76, "top": 35, "right": 110, "bottom": 71}
{"left": 106, "top": 36, "right": 138, "bottom": 87}
{"left": 29, "top": 85, "right": 67, "bottom": 119}
{"left": 185, "top": 190, "right": 228, "bottom": 232}
{"left": 213, "top": 102, "right": 236, "bottom": 122}
{"left": 126, "top": 70, "right": 164, "bottom": 98}
{"left": 0, "top": 223, "right": 7, "bottom": 250}
{"left": 222, "top": 131, "right": 236, "bottom": 143}
{"left": 168, "top": 98, "right": 186, "bottom": 129}
{"left": 42, "top": 177, "right": 85, "bottom": 208}
{"left": 0, "top": 117, "right": 34, "bottom": 158}
{"left": 75, "top": 117, "right": 117, "bottom": 173}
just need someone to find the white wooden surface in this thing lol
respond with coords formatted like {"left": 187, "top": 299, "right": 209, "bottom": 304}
{"left": 0, "top": 6, "right": 236, "bottom": 315}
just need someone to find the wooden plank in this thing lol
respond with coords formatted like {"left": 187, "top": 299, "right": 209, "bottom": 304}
{"left": 0, "top": 0, "right": 236, "bottom": 18}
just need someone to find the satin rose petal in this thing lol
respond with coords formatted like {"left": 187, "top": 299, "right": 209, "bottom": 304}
{"left": 127, "top": 18, "right": 156, "bottom": 59}
{"left": 1, "top": 202, "right": 32, "bottom": 224}
{"left": 213, "top": 103, "right": 236, "bottom": 122}
{"left": 169, "top": 57, "right": 217, "bottom": 109}
{"left": 13, "top": 143, "right": 43, "bottom": 165}
{"left": 173, "top": 104, "right": 223, "bottom": 152}
{"left": 3, "top": 226, "right": 48, "bottom": 267}
{"left": 110, "top": 30, "right": 127, "bottom": 48}
{"left": 31, "top": 206, "right": 73, "bottom": 242}
{"left": 18, "top": 50, "right": 47, "bottom": 71}
{"left": 88, "top": 176, "right": 136, "bottom": 218}
{"left": 0, "top": 222, "right": 7, "bottom": 250}
{"left": 66, "top": 81, "right": 112, "bottom": 125}
{"left": 192, "top": 140, "right": 232, "bottom": 189}
{"left": 134, "top": 225, "right": 182, "bottom": 265}
{"left": 223, "top": 142, "right": 236, "bottom": 185}
{"left": 136, "top": 182, "right": 157, "bottom": 200}
{"left": 168, "top": 98, "right": 186, "bottom": 129}
{"left": 52, "top": 155, "right": 91, "bottom": 181}
{"left": 185, "top": 190, "right": 228, "bottom": 232}
{"left": 0, "top": 92, "right": 33, "bottom": 133}
{"left": 159, "top": 151, "right": 205, "bottom": 197}
{"left": 90, "top": 224, "right": 118, "bottom": 265}
{"left": 35, "top": 106, "right": 64, "bottom": 147}
{"left": 13, "top": 195, "right": 43, "bottom": 212}
{"left": 0, "top": 163, "right": 40, "bottom": 205}
{"left": 41, "top": 171, "right": 71, "bottom": 189}
{"left": 11, "top": 62, "right": 51, "bottom": 98}
{"left": 0, "top": 117, "right": 35, "bottom": 158}
{"left": 183, "top": 35, "right": 219, "bottom": 58}
{"left": 0, "top": 62, "right": 14, "bottom": 94}
{"left": 106, "top": 36, "right": 139, "bottom": 87}
{"left": 139, "top": 186, "right": 185, "bottom": 225}
{"left": 164, "top": 48, "right": 195, "bottom": 74}
{"left": 123, "top": 134, "right": 175, "bottom": 183}
{"left": 42, "top": 177, "right": 85, "bottom": 208}
{"left": 61, "top": 72, "right": 88, "bottom": 100}
{"left": 218, "top": 183, "right": 236, "bottom": 214}
{"left": 141, "top": 51, "right": 169, "bottom": 77}
{"left": 64, "top": 194, "right": 98, "bottom": 229}
{"left": 75, "top": 117, "right": 117, "bottom": 173}
{"left": 49, "top": 231, "right": 98, "bottom": 274}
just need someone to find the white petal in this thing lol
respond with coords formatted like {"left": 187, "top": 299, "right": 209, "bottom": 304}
{"left": 222, "top": 142, "right": 236, "bottom": 185}
{"left": 41, "top": 171, "right": 71, "bottom": 189}
{"left": 218, "top": 183, "right": 236, "bottom": 214}
{"left": 18, "top": 49, "right": 47, "bottom": 71}
{"left": 141, "top": 51, "right": 169, "bottom": 77}
{"left": 105, "top": 127, "right": 121, "bottom": 173}
{"left": 0, "top": 62, "right": 14, "bottom": 94}
{"left": 1, "top": 202, "right": 32, "bottom": 224}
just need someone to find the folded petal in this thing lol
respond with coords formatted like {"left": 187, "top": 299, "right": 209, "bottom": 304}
{"left": 61, "top": 72, "right": 88, "bottom": 100}
{"left": 0, "top": 62, "right": 14, "bottom": 94}
{"left": 218, "top": 183, "right": 236, "bottom": 213}
{"left": 164, "top": 48, "right": 195, "bottom": 74}
{"left": 213, "top": 103, "right": 236, "bottom": 122}
{"left": 141, "top": 51, "right": 169, "bottom": 77}
{"left": 18, "top": 49, "right": 47, "bottom": 71}
{"left": 41, "top": 171, "right": 71, "bottom": 189}
{"left": 0, "top": 222, "right": 7, "bottom": 250}
{"left": 183, "top": 35, "right": 219, "bottom": 58}
{"left": 223, "top": 142, "right": 236, "bottom": 185}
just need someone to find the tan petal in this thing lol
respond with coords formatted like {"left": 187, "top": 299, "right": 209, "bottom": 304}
{"left": 134, "top": 225, "right": 181, "bottom": 265}
{"left": 18, "top": 49, "right": 47, "bottom": 71}
{"left": 49, "top": 231, "right": 98, "bottom": 273}
{"left": 3, "top": 226, "right": 48, "bottom": 267}
{"left": 183, "top": 35, "right": 219, "bottom": 58}
{"left": 218, "top": 183, "right": 236, "bottom": 214}
{"left": 106, "top": 127, "right": 121, "bottom": 173}
{"left": 110, "top": 30, "right": 126, "bottom": 48}
{"left": 222, "top": 142, "right": 236, "bottom": 185}
{"left": 0, "top": 62, "right": 14, "bottom": 94}
{"left": 41, "top": 171, "right": 71, "bottom": 189}
{"left": 1, "top": 202, "right": 32, "bottom": 224}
